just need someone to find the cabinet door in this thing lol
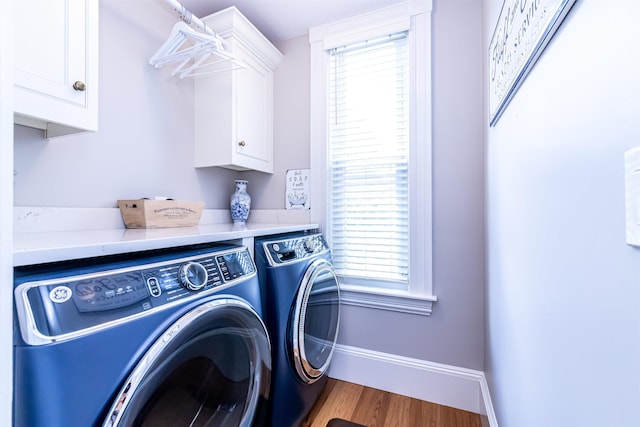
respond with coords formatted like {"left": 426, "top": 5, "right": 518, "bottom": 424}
{"left": 234, "top": 60, "right": 273, "bottom": 171}
{"left": 14, "top": 0, "right": 98, "bottom": 137}
{"left": 196, "top": 6, "right": 281, "bottom": 174}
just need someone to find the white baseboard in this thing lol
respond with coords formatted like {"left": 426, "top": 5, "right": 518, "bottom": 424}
{"left": 327, "top": 344, "right": 498, "bottom": 427}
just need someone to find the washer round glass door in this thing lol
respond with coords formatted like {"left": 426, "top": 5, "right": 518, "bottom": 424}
{"left": 291, "top": 259, "right": 340, "bottom": 383}
{"left": 103, "top": 298, "right": 271, "bottom": 427}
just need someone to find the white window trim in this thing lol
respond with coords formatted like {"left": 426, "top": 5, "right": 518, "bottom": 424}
{"left": 309, "top": 0, "right": 435, "bottom": 316}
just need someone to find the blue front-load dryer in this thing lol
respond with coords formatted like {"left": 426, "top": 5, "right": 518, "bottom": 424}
{"left": 13, "top": 243, "right": 271, "bottom": 427}
{"left": 254, "top": 232, "right": 340, "bottom": 427}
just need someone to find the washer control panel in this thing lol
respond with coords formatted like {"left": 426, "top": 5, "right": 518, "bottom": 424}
{"left": 263, "top": 233, "right": 329, "bottom": 266}
{"left": 70, "top": 248, "right": 254, "bottom": 312}
{"left": 14, "top": 246, "right": 256, "bottom": 344}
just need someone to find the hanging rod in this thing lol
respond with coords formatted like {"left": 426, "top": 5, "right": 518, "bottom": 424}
{"left": 158, "top": 0, "right": 217, "bottom": 38}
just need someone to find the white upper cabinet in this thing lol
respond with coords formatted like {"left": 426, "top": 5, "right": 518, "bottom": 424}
{"left": 14, "top": 0, "right": 98, "bottom": 138}
{"left": 195, "top": 7, "right": 283, "bottom": 173}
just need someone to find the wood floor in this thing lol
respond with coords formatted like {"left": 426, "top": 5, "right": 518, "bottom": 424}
{"left": 301, "top": 379, "right": 482, "bottom": 427}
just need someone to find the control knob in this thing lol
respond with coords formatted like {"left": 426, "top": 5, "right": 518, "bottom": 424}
{"left": 178, "top": 262, "right": 208, "bottom": 291}
{"left": 303, "top": 238, "right": 317, "bottom": 253}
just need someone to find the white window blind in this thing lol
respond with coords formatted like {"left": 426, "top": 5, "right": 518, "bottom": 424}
{"left": 328, "top": 32, "right": 410, "bottom": 288}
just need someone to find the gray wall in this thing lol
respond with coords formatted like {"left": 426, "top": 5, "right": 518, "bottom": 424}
{"left": 14, "top": 0, "right": 486, "bottom": 372}
{"left": 13, "top": 1, "right": 288, "bottom": 209}
{"left": 334, "top": 0, "right": 485, "bottom": 370}
{"left": 241, "top": 34, "right": 311, "bottom": 209}
{"left": 484, "top": 0, "right": 640, "bottom": 425}
{"left": 15, "top": 1, "right": 309, "bottom": 209}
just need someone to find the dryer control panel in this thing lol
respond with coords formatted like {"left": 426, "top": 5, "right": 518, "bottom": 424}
{"left": 14, "top": 246, "right": 256, "bottom": 345}
{"left": 262, "top": 233, "right": 330, "bottom": 266}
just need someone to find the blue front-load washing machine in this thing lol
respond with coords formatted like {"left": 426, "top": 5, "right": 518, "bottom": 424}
{"left": 13, "top": 243, "right": 271, "bottom": 427}
{"left": 254, "top": 232, "right": 341, "bottom": 427}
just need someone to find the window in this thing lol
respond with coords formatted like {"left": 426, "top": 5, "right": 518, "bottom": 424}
{"left": 328, "top": 32, "right": 410, "bottom": 289}
{"left": 310, "top": 1, "right": 435, "bottom": 315}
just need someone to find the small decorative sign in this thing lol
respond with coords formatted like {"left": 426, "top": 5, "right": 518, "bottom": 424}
{"left": 286, "top": 169, "right": 310, "bottom": 210}
{"left": 489, "top": 0, "right": 577, "bottom": 126}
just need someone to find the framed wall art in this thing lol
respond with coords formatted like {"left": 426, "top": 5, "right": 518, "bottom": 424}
{"left": 489, "top": 0, "right": 578, "bottom": 126}
{"left": 286, "top": 169, "right": 310, "bottom": 210}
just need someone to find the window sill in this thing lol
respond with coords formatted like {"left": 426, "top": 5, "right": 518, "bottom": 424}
{"left": 338, "top": 285, "right": 437, "bottom": 316}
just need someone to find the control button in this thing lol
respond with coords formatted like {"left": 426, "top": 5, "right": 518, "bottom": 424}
{"left": 272, "top": 243, "right": 280, "bottom": 252}
{"left": 178, "top": 262, "right": 208, "bottom": 291}
{"left": 147, "top": 277, "right": 162, "bottom": 297}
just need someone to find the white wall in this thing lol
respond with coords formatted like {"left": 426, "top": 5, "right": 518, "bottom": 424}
{"left": 484, "top": 1, "right": 640, "bottom": 426}
{"left": 1, "top": 1, "right": 14, "bottom": 425}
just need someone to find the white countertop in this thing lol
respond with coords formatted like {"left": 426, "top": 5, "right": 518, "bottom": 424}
{"left": 14, "top": 207, "right": 317, "bottom": 266}
{"left": 14, "top": 223, "right": 317, "bottom": 266}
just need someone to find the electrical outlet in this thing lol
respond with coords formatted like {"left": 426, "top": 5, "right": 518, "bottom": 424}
{"left": 625, "top": 147, "right": 640, "bottom": 247}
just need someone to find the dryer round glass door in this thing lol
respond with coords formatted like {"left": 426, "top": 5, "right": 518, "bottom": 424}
{"left": 103, "top": 298, "right": 271, "bottom": 427}
{"left": 291, "top": 259, "right": 341, "bottom": 383}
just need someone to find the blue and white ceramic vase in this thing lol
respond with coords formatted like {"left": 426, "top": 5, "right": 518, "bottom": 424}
{"left": 230, "top": 180, "right": 251, "bottom": 225}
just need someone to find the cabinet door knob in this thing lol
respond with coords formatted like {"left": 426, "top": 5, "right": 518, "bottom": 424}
{"left": 238, "top": 140, "right": 246, "bottom": 147}
{"left": 73, "top": 81, "right": 86, "bottom": 91}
